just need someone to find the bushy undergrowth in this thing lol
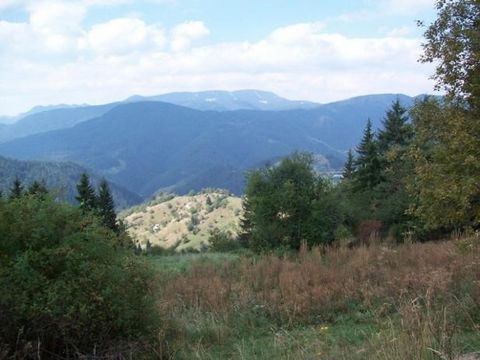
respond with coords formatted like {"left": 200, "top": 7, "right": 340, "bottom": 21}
{"left": 0, "top": 196, "right": 164, "bottom": 359}
{"left": 157, "top": 241, "right": 480, "bottom": 359}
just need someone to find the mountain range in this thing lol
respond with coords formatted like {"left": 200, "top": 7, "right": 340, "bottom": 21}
{"left": 0, "top": 91, "right": 418, "bottom": 198}
{"left": 125, "top": 89, "right": 319, "bottom": 111}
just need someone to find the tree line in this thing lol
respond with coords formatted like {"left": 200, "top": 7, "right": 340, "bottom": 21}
{"left": 1, "top": 173, "right": 120, "bottom": 234}
{"left": 240, "top": 0, "right": 480, "bottom": 252}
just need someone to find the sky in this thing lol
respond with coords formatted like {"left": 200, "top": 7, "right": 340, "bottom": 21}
{"left": 0, "top": 0, "right": 438, "bottom": 116}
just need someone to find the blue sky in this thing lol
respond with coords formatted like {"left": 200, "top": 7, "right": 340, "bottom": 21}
{"left": 0, "top": 0, "right": 438, "bottom": 116}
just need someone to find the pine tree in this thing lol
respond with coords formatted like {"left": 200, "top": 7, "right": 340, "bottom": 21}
{"left": 28, "top": 180, "right": 48, "bottom": 198}
{"left": 377, "top": 100, "right": 412, "bottom": 153}
{"left": 342, "top": 149, "right": 355, "bottom": 179}
{"left": 75, "top": 173, "right": 97, "bottom": 212}
{"left": 354, "top": 119, "right": 382, "bottom": 190}
{"left": 9, "top": 178, "right": 24, "bottom": 200}
{"left": 238, "top": 196, "right": 253, "bottom": 248}
{"left": 97, "top": 179, "right": 118, "bottom": 233}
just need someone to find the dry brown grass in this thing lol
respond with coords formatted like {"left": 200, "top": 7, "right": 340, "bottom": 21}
{"left": 159, "top": 241, "right": 480, "bottom": 326}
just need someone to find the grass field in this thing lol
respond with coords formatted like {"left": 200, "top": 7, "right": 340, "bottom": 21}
{"left": 149, "top": 239, "right": 480, "bottom": 359}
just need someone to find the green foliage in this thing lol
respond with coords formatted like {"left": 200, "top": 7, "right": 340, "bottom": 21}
{"left": 353, "top": 119, "right": 382, "bottom": 191}
{"left": 0, "top": 195, "right": 161, "bottom": 357}
{"left": 242, "top": 153, "right": 342, "bottom": 252}
{"left": 406, "top": 1, "right": 480, "bottom": 232}
{"left": 97, "top": 178, "right": 119, "bottom": 233}
{"left": 0, "top": 156, "right": 142, "bottom": 209}
{"left": 342, "top": 149, "right": 355, "bottom": 179}
{"left": 377, "top": 99, "right": 413, "bottom": 153}
{"left": 408, "top": 98, "right": 480, "bottom": 230}
{"left": 9, "top": 177, "right": 24, "bottom": 200}
{"left": 340, "top": 100, "right": 417, "bottom": 241}
{"left": 208, "top": 228, "right": 240, "bottom": 252}
{"left": 75, "top": 172, "right": 97, "bottom": 213}
{"left": 420, "top": 0, "right": 480, "bottom": 109}
{"left": 28, "top": 180, "right": 48, "bottom": 199}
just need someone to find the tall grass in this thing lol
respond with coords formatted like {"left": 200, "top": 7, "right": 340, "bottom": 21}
{"left": 157, "top": 240, "right": 480, "bottom": 359}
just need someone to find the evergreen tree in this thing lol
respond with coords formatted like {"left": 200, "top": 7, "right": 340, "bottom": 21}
{"left": 97, "top": 179, "right": 118, "bottom": 233}
{"left": 238, "top": 196, "right": 253, "bottom": 247}
{"left": 28, "top": 180, "right": 48, "bottom": 198}
{"left": 377, "top": 100, "right": 412, "bottom": 153}
{"left": 9, "top": 178, "right": 24, "bottom": 200}
{"left": 342, "top": 149, "right": 355, "bottom": 179}
{"left": 75, "top": 173, "right": 97, "bottom": 212}
{"left": 353, "top": 119, "right": 382, "bottom": 190}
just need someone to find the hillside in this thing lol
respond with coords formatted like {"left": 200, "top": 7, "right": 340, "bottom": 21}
{"left": 0, "top": 155, "right": 142, "bottom": 209}
{"left": 0, "top": 95, "right": 415, "bottom": 197}
{"left": 121, "top": 192, "right": 242, "bottom": 252}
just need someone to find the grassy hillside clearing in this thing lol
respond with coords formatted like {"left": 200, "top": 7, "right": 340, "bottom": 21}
{"left": 151, "top": 238, "right": 480, "bottom": 359}
{"left": 121, "top": 191, "right": 242, "bottom": 251}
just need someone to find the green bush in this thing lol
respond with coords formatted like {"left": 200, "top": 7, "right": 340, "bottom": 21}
{"left": 0, "top": 195, "right": 163, "bottom": 358}
{"left": 208, "top": 228, "right": 240, "bottom": 252}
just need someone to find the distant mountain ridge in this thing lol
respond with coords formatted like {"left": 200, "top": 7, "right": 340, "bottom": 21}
{"left": 0, "top": 103, "right": 118, "bottom": 143}
{"left": 125, "top": 89, "right": 319, "bottom": 111}
{"left": 0, "top": 90, "right": 420, "bottom": 145}
{"left": 0, "top": 155, "right": 142, "bottom": 209}
{"left": 0, "top": 94, "right": 417, "bottom": 197}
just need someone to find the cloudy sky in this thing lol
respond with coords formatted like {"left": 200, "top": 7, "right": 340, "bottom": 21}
{"left": 0, "top": 0, "right": 438, "bottom": 116}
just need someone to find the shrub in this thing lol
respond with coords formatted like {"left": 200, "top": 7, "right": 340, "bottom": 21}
{"left": 208, "top": 228, "right": 240, "bottom": 252}
{"left": 0, "top": 195, "right": 163, "bottom": 358}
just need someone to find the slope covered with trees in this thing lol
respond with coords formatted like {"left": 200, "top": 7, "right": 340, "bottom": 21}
{"left": 0, "top": 155, "right": 142, "bottom": 209}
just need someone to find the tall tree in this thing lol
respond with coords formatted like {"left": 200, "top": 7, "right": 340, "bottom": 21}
{"left": 75, "top": 173, "right": 97, "bottom": 212}
{"left": 28, "top": 180, "right": 48, "bottom": 199}
{"left": 97, "top": 179, "right": 118, "bottom": 233}
{"left": 409, "top": 98, "right": 480, "bottom": 230}
{"left": 420, "top": 0, "right": 480, "bottom": 110}
{"left": 353, "top": 119, "right": 382, "bottom": 191}
{"left": 342, "top": 149, "right": 355, "bottom": 179}
{"left": 377, "top": 100, "right": 413, "bottom": 154}
{"left": 242, "top": 152, "right": 340, "bottom": 252}
{"left": 9, "top": 178, "right": 24, "bottom": 200}
{"left": 408, "top": 0, "right": 480, "bottom": 231}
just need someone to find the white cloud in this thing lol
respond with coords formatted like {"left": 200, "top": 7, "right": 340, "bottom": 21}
{"left": 0, "top": 17, "right": 435, "bottom": 115}
{"left": 170, "top": 21, "right": 210, "bottom": 52}
{"left": 86, "top": 18, "right": 165, "bottom": 55}
{"left": 26, "top": 1, "right": 86, "bottom": 52}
